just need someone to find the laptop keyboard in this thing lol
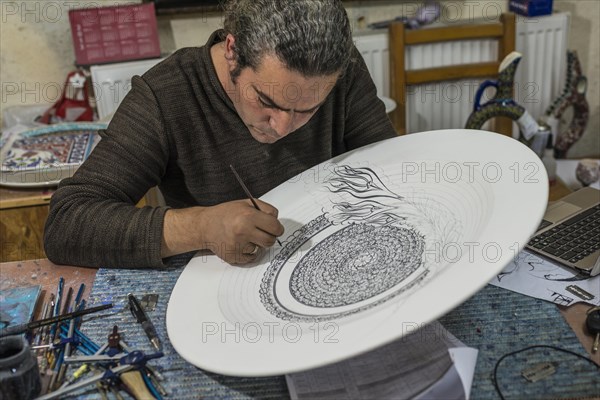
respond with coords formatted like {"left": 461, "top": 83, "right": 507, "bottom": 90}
{"left": 528, "top": 204, "right": 600, "bottom": 264}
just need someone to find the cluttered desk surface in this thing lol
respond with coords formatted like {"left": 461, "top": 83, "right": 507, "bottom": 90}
{"left": 1, "top": 181, "right": 599, "bottom": 399}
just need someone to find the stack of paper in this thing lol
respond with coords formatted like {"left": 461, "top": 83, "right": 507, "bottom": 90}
{"left": 286, "top": 321, "right": 478, "bottom": 400}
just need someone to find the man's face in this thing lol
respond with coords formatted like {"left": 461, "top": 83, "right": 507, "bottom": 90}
{"left": 229, "top": 55, "right": 339, "bottom": 144}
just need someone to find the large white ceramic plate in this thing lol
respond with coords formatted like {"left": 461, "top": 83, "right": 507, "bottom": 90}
{"left": 167, "top": 129, "right": 548, "bottom": 377}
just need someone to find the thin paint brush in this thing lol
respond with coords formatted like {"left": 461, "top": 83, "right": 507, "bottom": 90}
{"left": 41, "top": 295, "right": 55, "bottom": 346}
{"left": 229, "top": 164, "right": 282, "bottom": 246}
{"left": 61, "top": 287, "right": 73, "bottom": 315}
{"left": 49, "top": 277, "right": 64, "bottom": 342}
{"left": 74, "top": 283, "right": 86, "bottom": 309}
{"left": 0, "top": 303, "right": 113, "bottom": 337}
{"left": 34, "top": 300, "right": 50, "bottom": 346}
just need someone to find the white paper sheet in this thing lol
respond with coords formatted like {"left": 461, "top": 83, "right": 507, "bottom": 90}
{"left": 446, "top": 347, "right": 479, "bottom": 400}
{"left": 489, "top": 250, "right": 600, "bottom": 306}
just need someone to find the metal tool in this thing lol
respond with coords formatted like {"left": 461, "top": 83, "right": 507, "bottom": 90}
{"left": 31, "top": 336, "right": 79, "bottom": 351}
{"left": 521, "top": 362, "right": 557, "bottom": 382}
{"left": 34, "top": 351, "right": 163, "bottom": 400}
{"left": 121, "top": 337, "right": 167, "bottom": 396}
{"left": 35, "top": 361, "right": 134, "bottom": 399}
{"left": 64, "top": 353, "right": 128, "bottom": 364}
{"left": 128, "top": 294, "right": 162, "bottom": 351}
{"left": 59, "top": 364, "right": 89, "bottom": 389}
{"left": 140, "top": 294, "right": 159, "bottom": 312}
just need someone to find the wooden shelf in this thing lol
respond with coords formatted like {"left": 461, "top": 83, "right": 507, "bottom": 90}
{"left": 0, "top": 187, "right": 55, "bottom": 262}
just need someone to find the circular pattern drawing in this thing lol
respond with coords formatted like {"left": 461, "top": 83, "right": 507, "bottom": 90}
{"left": 259, "top": 215, "right": 430, "bottom": 322}
{"left": 290, "top": 223, "right": 424, "bottom": 308}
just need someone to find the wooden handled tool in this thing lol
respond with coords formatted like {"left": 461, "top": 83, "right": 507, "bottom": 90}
{"left": 120, "top": 370, "right": 156, "bottom": 400}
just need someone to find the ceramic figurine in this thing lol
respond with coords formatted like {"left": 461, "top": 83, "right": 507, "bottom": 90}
{"left": 544, "top": 50, "right": 589, "bottom": 158}
{"left": 465, "top": 52, "right": 539, "bottom": 140}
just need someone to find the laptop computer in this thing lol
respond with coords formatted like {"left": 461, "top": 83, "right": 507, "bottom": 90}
{"left": 527, "top": 186, "right": 600, "bottom": 277}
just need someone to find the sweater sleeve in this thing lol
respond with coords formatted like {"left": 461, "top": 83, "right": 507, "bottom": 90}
{"left": 44, "top": 76, "right": 171, "bottom": 269}
{"left": 342, "top": 48, "right": 397, "bottom": 149}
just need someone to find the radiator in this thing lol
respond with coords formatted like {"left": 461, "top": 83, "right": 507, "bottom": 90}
{"left": 353, "top": 12, "right": 570, "bottom": 135}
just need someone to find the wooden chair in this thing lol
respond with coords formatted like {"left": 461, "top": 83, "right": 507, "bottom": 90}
{"left": 389, "top": 12, "right": 516, "bottom": 136}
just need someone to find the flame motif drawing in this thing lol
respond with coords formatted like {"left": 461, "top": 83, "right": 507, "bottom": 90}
{"left": 323, "top": 165, "right": 405, "bottom": 227}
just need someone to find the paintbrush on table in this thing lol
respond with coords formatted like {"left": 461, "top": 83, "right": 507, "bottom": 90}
{"left": 0, "top": 304, "right": 113, "bottom": 337}
{"left": 229, "top": 164, "right": 282, "bottom": 246}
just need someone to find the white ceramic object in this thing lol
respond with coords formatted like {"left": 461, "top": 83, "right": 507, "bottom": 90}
{"left": 379, "top": 95, "right": 397, "bottom": 114}
{"left": 167, "top": 129, "right": 548, "bottom": 377}
{"left": 0, "top": 123, "right": 106, "bottom": 188}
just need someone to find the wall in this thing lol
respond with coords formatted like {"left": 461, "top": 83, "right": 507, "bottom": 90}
{"left": 1, "top": 0, "right": 598, "bottom": 157}
{"left": 0, "top": 0, "right": 138, "bottom": 121}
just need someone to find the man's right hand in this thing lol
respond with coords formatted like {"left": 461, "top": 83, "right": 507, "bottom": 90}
{"left": 161, "top": 199, "right": 284, "bottom": 264}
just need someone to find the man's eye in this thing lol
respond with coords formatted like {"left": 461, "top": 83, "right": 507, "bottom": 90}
{"left": 258, "top": 97, "right": 274, "bottom": 108}
{"left": 300, "top": 107, "right": 319, "bottom": 115}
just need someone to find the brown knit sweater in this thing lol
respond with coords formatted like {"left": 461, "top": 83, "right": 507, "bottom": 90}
{"left": 44, "top": 30, "right": 396, "bottom": 268}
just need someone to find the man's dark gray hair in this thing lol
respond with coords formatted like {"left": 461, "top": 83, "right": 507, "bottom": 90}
{"left": 222, "top": 0, "right": 353, "bottom": 80}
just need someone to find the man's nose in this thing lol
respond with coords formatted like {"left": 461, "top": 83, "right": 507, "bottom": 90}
{"left": 270, "top": 110, "right": 295, "bottom": 137}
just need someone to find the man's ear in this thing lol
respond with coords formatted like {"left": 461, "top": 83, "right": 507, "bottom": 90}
{"left": 224, "top": 34, "right": 238, "bottom": 70}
